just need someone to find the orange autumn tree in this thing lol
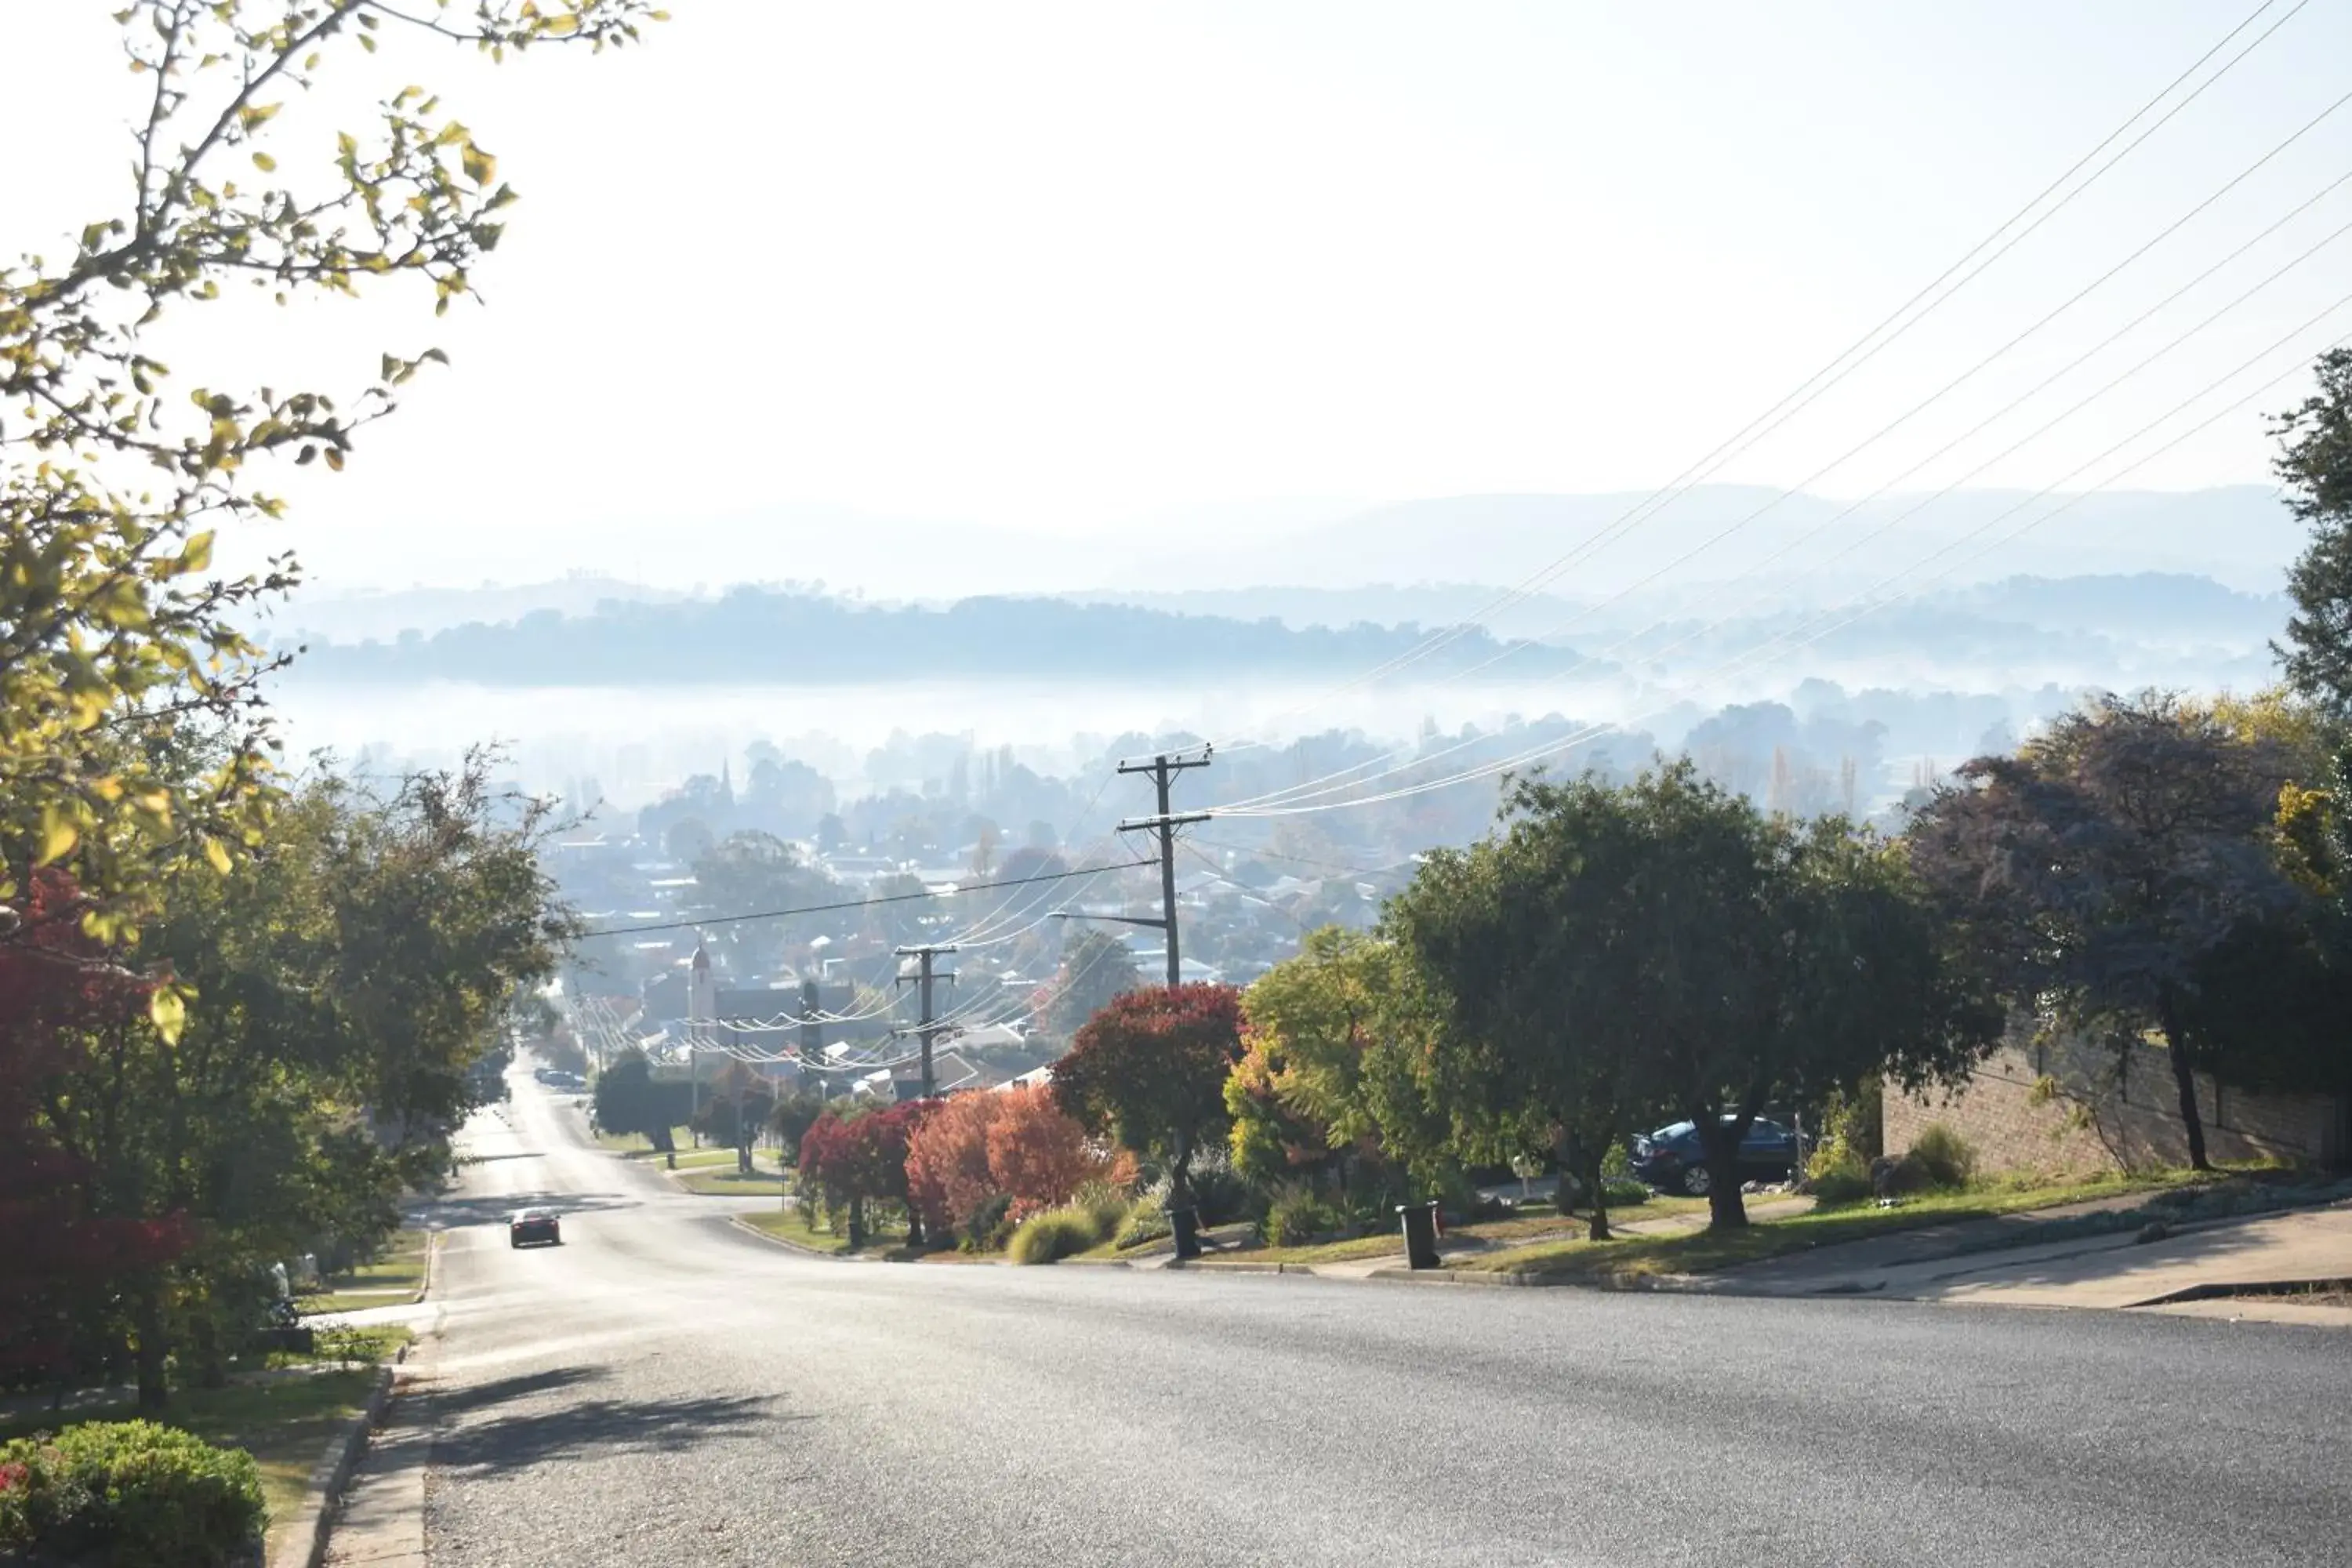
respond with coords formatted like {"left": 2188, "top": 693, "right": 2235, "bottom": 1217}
{"left": 905, "top": 1083, "right": 1126, "bottom": 1240}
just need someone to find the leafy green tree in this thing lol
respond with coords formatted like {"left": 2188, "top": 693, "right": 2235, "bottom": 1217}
{"left": 0, "top": 0, "right": 659, "bottom": 959}
{"left": 1229, "top": 927, "right": 1456, "bottom": 1201}
{"left": 1399, "top": 765, "right": 1998, "bottom": 1230}
{"left": 1042, "top": 928, "right": 1143, "bottom": 1040}
{"left": 1907, "top": 694, "right": 2298, "bottom": 1170}
{"left": 689, "top": 831, "right": 838, "bottom": 964}
{"left": 1052, "top": 984, "right": 1243, "bottom": 1210}
{"left": 2276, "top": 349, "right": 2352, "bottom": 717}
{"left": 591, "top": 1050, "right": 686, "bottom": 1165}
{"left": 691, "top": 1061, "right": 775, "bottom": 1174}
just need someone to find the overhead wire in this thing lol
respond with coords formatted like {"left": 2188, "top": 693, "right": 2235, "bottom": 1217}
{"left": 1203, "top": 0, "right": 2310, "bottom": 755}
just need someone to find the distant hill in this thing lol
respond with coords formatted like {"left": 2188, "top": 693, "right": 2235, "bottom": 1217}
{"left": 276, "top": 588, "right": 1601, "bottom": 687}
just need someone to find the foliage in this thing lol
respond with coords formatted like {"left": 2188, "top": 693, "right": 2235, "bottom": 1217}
{"left": 1805, "top": 1144, "right": 1873, "bottom": 1207}
{"left": 1907, "top": 692, "right": 2302, "bottom": 1169}
{"left": 1393, "top": 763, "right": 2001, "bottom": 1232}
{"left": 2275, "top": 348, "right": 2352, "bottom": 717}
{"left": 1040, "top": 928, "right": 1145, "bottom": 1040}
{"left": 689, "top": 1062, "right": 774, "bottom": 1167}
{"left": 0, "top": 873, "right": 188, "bottom": 1391}
{"left": 0, "top": 0, "right": 659, "bottom": 957}
{"left": 1053, "top": 984, "right": 1245, "bottom": 1208}
{"left": 1113, "top": 1207, "right": 1171, "bottom": 1250}
{"left": 10, "top": 757, "right": 569, "bottom": 1404}
{"left": 1599, "top": 1175, "right": 1652, "bottom": 1209}
{"left": 796, "top": 1102, "right": 927, "bottom": 1232}
{"left": 960, "top": 1192, "right": 1015, "bottom": 1254}
{"left": 1005, "top": 1203, "right": 1116, "bottom": 1265}
{"left": 764, "top": 1086, "right": 830, "bottom": 1164}
{"left": 1232, "top": 927, "right": 1457, "bottom": 1191}
{"left": 0, "top": 1419, "right": 264, "bottom": 1566}
{"left": 902, "top": 1083, "right": 1119, "bottom": 1240}
{"left": 689, "top": 832, "right": 839, "bottom": 968}
{"left": 1907, "top": 1123, "right": 1978, "bottom": 1190}
{"left": 1260, "top": 1182, "right": 1345, "bottom": 1247}
{"left": 590, "top": 1051, "right": 686, "bottom": 1156}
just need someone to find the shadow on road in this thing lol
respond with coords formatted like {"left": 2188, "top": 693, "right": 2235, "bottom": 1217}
{"left": 423, "top": 1366, "right": 799, "bottom": 1473}
{"left": 412, "top": 1190, "right": 639, "bottom": 1229}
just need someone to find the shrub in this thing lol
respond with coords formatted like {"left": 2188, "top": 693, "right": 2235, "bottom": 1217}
{"left": 1185, "top": 1158, "right": 1252, "bottom": 1227}
{"left": 0, "top": 1420, "right": 265, "bottom": 1566}
{"left": 1599, "top": 1175, "right": 1651, "bottom": 1209}
{"left": 960, "top": 1192, "right": 1014, "bottom": 1254}
{"left": 1908, "top": 1123, "right": 1978, "bottom": 1189}
{"left": 1806, "top": 1143, "right": 1873, "bottom": 1206}
{"left": 1069, "top": 1178, "right": 1131, "bottom": 1237}
{"left": 1261, "top": 1183, "right": 1343, "bottom": 1247}
{"left": 1113, "top": 1207, "right": 1171, "bottom": 1250}
{"left": 1007, "top": 1205, "right": 1113, "bottom": 1265}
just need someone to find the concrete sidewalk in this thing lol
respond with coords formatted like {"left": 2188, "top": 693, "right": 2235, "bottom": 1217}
{"left": 1702, "top": 1198, "right": 2352, "bottom": 1319}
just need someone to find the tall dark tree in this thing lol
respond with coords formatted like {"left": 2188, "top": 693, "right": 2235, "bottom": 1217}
{"left": 1907, "top": 694, "right": 2297, "bottom": 1170}
{"left": 2275, "top": 348, "right": 2352, "bottom": 716}
{"left": 1041, "top": 929, "right": 1145, "bottom": 1040}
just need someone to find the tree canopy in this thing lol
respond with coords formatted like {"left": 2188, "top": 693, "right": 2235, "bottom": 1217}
{"left": 1053, "top": 984, "right": 1244, "bottom": 1208}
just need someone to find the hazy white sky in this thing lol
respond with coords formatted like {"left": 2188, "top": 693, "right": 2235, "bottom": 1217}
{"left": 9, "top": 1, "right": 2352, "bottom": 591}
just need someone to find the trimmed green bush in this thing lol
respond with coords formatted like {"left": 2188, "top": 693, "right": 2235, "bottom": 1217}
{"left": 0, "top": 1420, "right": 265, "bottom": 1566}
{"left": 1806, "top": 1142, "right": 1873, "bottom": 1206}
{"left": 1007, "top": 1205, "right": 1112, "bottom": 1265}
{"left": 1909, "top": 1123, "right": 1978, "bottom": 1189}
{"left": 1113, "top": 1207, "right": 1171, "bottom": 1250}
{"left": 1598, "top": 1175, "right": 1651, "bottom": 1209}
{"left": 1261, "top": 1184, "right": 1342, "bottom": 1247}
{"left": 960, "top": 1192, "right": 1014, "bottom": 1254}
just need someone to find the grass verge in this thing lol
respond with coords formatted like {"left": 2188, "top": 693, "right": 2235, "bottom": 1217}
{"left": 296, "top": 1228, "right": 429, "bottom": 1314}
{"left": 672, "top": 1164, "right": 789, "bottom": 1197}
{"left": 1460, "top": 1168, "right": 2211, "bottom": 1281}
{"left": 1218, "top": 1200, "right": 1709, "bottom": 1268}
{"left": 739, "top": 1207, "right": 909, "bottom": 1255}
{"left": 0, "top": 1369, "right": 380, "bottom": 1549}
{"left": 593, "top": 1124, "right": 698, "bottom": 1158}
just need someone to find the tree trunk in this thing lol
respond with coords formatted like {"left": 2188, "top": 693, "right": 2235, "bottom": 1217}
{"left": 2158, "top": 997, "right": 2212, "bottom": 1171}
{"left": 1168, "top": 1127, "right": 1194, "bottom": 1210}
{"left": 132, "top": 1288, "right": 169, "bottom": 1410}
{"left": 1584, "top": 1150, "right": 1611, "bottom": 1243}
{"left": 1697, "top": 1117, "right": 1749, "bottom": 1229}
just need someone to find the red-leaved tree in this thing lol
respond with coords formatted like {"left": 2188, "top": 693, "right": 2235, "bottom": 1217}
{"left": 1053, "top": 984, "right": 1244, "bottom": 1209}
{"left": 0, "top": 872, "right": 188, "bottom": 1391}
{"left": 904, "top": 1083, "right": 1128, "bottom": 1238}
{"left": 797, "top": 1102, "right": 928, "bottom": 1243}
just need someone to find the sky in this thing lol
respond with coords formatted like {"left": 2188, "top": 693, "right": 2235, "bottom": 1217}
{"left": 7, "top": 1, "right": 2352, "bottom": 594}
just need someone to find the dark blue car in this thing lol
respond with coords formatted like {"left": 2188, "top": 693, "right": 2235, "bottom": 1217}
{"left": 1630, "top": 1116, "right": 1798, "bottom": 1196}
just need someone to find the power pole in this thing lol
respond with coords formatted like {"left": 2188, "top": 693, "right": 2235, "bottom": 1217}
{"left": 1117, "top": 750, "right": 1211, "bottom": 986}
{"left": 893, "top": 944, "right": 958, "bottom": 1098}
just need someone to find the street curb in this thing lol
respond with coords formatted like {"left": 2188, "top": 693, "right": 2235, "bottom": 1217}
{"left": 2128, "top": 1275, "right": 2352, "bottom": 1308}
{"left": 410, "top": 1231, "right": 437, "bottom": 1305}
{"left": 266, "top": 1348, "right": 402, "bottom": 1568}
{"left": 1059, "top": 1256, "right": 1133, "bottom": 1269}
{"left": 726, "top": 1213, "right": 874, "bottom": 1261}
{"left": 1166, "top": 1258, "right": 1312, "bottom": 1276}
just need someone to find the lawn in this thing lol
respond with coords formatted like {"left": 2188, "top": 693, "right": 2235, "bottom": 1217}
{"left": 0, "top": 1368, "right": 382, "bottom": 1552}
{"left": 1458, "top": 1168, "right": 2212, "bottom": 1281}
{"left": 1218, "top": 1198, "right": 1715, "bottom": 1267}
{"left": 298, "top": 1229, "right": 429, "bottom": 1314}
{"left": 593, "top": 1124, "right": 698, "bottom": 1158}
{"left": 739, "top": 1206, "right": 906, "bottom": 1255}
{"left": 672, "top": 1163, "right": 790, "bottom": 1197}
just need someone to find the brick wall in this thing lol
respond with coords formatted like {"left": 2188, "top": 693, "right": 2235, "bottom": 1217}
{"left": 1884, "top": 1032, "right": 2347, "bottom": 1177}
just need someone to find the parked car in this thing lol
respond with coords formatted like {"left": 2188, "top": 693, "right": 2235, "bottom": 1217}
{"left": 509, "top": 1207, "right": 562, "bottom": 1248}
{"left": 1630, "top": 1117, "right": 1798, "bottom": 1195}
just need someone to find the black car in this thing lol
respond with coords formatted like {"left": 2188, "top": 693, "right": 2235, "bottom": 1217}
{"left": 1630, "top": 1117, "right": 1798, "bottom": 1196}
{"left": 509, "top": 1207, "right": 562, "bottom": 1248}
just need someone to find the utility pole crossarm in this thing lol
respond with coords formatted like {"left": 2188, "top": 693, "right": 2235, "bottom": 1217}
{"left": 1113, "top": 750, "right": 1212, "bottom": 988}
{"left": 893, "top": 944, "right": 958, "bottom": 1100}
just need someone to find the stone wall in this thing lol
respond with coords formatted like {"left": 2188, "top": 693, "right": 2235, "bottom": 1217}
{"left": 1884, "top": 1033, "right": 2347, "bottom": 1176}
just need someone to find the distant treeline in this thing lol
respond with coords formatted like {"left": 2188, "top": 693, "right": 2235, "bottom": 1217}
{"left": 278, "top": 589, "right": 1602, "bottom": 685}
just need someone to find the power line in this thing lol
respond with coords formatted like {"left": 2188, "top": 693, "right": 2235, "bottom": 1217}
{"left": 582, "top": 857, "right": 1156, "bottom": 937}
{"left": 1203, "top": 0, "right": 2307, "bottom": 751}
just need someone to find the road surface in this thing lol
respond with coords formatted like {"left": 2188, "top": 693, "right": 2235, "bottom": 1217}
{"left": 350, "top": 1070, "right": 2352, "bottom": 1566}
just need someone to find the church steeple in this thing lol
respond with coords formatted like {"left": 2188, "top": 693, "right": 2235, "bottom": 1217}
{"left": 719, "top": 758, "right": 735, "bottom": 808}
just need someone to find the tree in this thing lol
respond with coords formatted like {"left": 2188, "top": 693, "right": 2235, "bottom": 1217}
{"left": 1398, "top": 765, "right": 2001, "bottom": 1230}
{"left": 1907, "top": 694, "right": 2298, "bottom": 1170}
{"left": 765, "top": 1086, "right": 831, "bottom": 1165}
{"left": 1041, "top": 928, "right": 1143, "bottom": 1040}
{"left": 593, "top": 1051, "right": 685, "bottom": 1165}
{"left": 689, "top": 832, "right": 838, "bottom": 965}
{"left": 903, "top": 1083, "right": 1120, "bottom": 1240}
{"left": 691, "top": 1062, "right": 775, "bottom": 1174}
{"left": 2, "top": 1, "right": 658, "bottom": 958}
{"left": 0, "top": 872, "right": 189, "bottom": 1395}
{"left": 1053, "top": 985, "right": 1244, "bottom": 1210}
{"left": 2275, "top": 348, "right": 2352, "bottom": 716}
{"left": 797, "top": 1102, "right": 926, "bottom": 1246}
{"left": 1229, "top": 927, "right": 1455, "bottom": 1203}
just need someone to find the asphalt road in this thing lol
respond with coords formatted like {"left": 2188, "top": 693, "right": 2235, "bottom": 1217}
{"left": 376, "top": 1070, "right": 2351, "bottom": 1567}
